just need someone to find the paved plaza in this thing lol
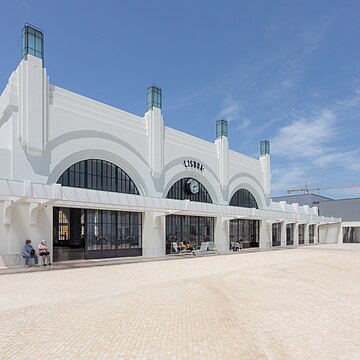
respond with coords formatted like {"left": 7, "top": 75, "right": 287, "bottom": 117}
{"left": 1, "top": 245, "right": 360, "bottom": 360}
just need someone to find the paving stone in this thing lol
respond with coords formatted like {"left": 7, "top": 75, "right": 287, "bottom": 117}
{"left": 0, "top": 246, "right": 359, "bottom": 359}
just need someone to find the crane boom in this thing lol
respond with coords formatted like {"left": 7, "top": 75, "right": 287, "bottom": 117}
{"left": 287, "top": 184, "right": 360, "bottom": 194}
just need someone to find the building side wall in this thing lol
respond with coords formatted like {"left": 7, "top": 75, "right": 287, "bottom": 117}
{"left": 320, "top": 199, "right": 360, "bottom": 221}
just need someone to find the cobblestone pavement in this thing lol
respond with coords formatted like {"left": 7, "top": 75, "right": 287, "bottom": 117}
{"left": 1, "top": 246, "right": 360, "bottom": 360}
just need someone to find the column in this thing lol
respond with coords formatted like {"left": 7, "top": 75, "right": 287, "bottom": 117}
{"left": 145, "top": 85, "right": 164, "bottom": 178}
{"left": 215, "top": 120, "right": 229, "bottom": 191}
{"left": 214, "top": 216, "right": 229, "bottom": 252}
{"left": 314, "top": 224, "right": 320, "bottom": 244}
{"left": 281, "top": 221, "right": 287, "bottom": 247}
{"left": 142, "top": 212, "right": 166, "bottom": 257}
{"left": 19, "top": 25, "right": 48, "bottom": 156}
{"left": 259, "top": 220, "right": 272, "bottom": 249}
{"left": 304, "top": 224, "right": 310, "bottom": 245}
{"left": 259, "top": 140, "right": 271, "bottom": 203}
{"left": 293, "top": 223, "right": 299, "bottom": 245}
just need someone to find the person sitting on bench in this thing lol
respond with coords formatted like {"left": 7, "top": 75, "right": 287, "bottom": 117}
{"left": 21, "top": 239, "right": 39, "bottom": 268}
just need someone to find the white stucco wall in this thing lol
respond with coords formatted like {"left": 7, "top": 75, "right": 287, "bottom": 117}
{"left": 0, "top": 55, "right": 270, "bottom": 207}
{"left": 319, "top": 223, "right": 342, "bottom": 244}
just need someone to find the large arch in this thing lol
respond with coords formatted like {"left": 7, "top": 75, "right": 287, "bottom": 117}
{"left": 163, "top": 169, "right": 221, "bottom": 205}
{"left": 166, "top": 177, "right": 213, "bottom": 203}
{"left": 229, "top": 189, "right": 258, "bottom": 209}
{"left": 48, "top": 149, "right": 151, "bottom": 196}
{"left": 228, "top": 173, "right": 266, "bottom": 209}
{"left": 57, "top": 159, "right": 140, "bottom": 195}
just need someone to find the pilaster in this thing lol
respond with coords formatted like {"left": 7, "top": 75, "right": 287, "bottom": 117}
{"left": 214, "top": 216, "right": 229, "bottom": 252}
{"left": 304, "top": 224, "right": 310, "bottom": 245}
{"left": 259, "top": 140, "right": 271, "bottom": 200}
{"left": 293, "top": 223, "right": 299, "bottom": 245}
{"left": 145, "top": 106, "right": 164, "bottom": 178}
{"left": 18, "top": 54, "right": 49, "bottom": 156}
{"left": 281, "top": 221, "right": 287, "bottom": 246}
{"left": 259, "top": 220, "right": 272, "bottom": 249}
{"left": 215, "top": 137, "right": 229, "bottom": 190}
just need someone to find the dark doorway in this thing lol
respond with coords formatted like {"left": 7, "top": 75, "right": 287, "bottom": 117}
{"left": 272, "top": 223, "right": 281, "bottom": 246}
{"left": 165, "top": 215, "right": 214, "bottom": 254}
{"left": 53, "top": 207, "right": 85, "bottom": 262}
{"left": 286, "top": 224, "right": 294, "bottom": 245}
{"left": 53, "top": 207, "right": 142, "bottom": 262}
{"left": 229, "top": 219, "right": 259, "bottom": 248}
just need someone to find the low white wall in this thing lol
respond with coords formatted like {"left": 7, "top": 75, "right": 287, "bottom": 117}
{"left": 355, "top": 228, "right": 360, "bottom": 242}
{"left": 319, "top": 223, "right": 341, "bottom": 244}
{"left": 0, "top": 202, "right": 52, "bottom": 266}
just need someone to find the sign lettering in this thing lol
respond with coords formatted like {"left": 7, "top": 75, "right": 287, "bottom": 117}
{"left": 182, "top": 160, "right": 204, "bottom": 172}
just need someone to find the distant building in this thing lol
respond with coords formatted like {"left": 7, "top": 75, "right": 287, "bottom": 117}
{"left": 272, "top": 194, "right": 332, "bottom": 208}
{"left": 273, "top": 195, "right": 360, "bottom": 243}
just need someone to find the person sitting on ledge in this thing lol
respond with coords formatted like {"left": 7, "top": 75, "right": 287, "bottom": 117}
{"left": 38, "top": 240, "right": 51, "bottom": 266}
{"left": 21, "top": 239, "right": 39, "bottom": 268}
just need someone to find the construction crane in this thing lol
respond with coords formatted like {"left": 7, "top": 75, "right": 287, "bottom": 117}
{"left": 287, "top": 182, "right": 360, "bottom": 194}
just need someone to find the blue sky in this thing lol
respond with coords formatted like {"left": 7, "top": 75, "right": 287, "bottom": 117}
{"left": 1, "top": 0, "right": 360, "bottom": 198}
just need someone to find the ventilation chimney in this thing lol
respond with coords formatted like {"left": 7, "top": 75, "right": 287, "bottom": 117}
{"left": 216, "top": 119, "right": 228, "bottom": 138}
{"left": 22, "top": 24, "right": 44, "bottom": 64}
{"left": 260, "top": 140, "right": 270, "bottom": 156}
{"left": 147, "top": 85, "right": 162, "bottom": 111}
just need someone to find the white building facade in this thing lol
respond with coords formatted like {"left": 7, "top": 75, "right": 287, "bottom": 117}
{"left": 0, "top": 26, "right": 341, "bottom": 266}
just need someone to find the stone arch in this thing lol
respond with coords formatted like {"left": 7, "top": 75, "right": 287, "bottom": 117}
{"left": 163, "top": 170, "right": 221, "bottom": 205}
{"left": 57, "top": 158, "right": 140, "bottom": 195}
{"left": 228, "top": 174, "right": 266, "bottom": 209}
{"left": 47, "top": 149, "right": 150, "bottom": 196}
{"left": 229, "top": 189, "right": 258, "bottom": 208}
{"left": 166, "top": 177, "right": 212, "bottom": 203}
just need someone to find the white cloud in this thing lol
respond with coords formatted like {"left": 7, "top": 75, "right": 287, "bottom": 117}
{"left": 314, "top": 150, "right": 360, "bottom": 171}
{"left": 270, "top": 96, "right": 360, "bottom": 196}
{"left": 335, "top": 87, "right": 360, "bottom": 108}
{"left": 219, "top": 96, "right": 249, "bottom": 130}
{"left": 219, "top": 96, "right": 241, "bottom": 121}
{"left": 281, "top": 79, "right": 295, "bottom": 89}
{"left": 271, "top": 109, "right": 336, "bottom": 160}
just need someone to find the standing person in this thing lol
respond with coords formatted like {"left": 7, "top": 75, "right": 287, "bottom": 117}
{"left": 38, "top": 240, "right": 51, "bottom": 266}
{"left": 21, "top": 239, "right": 39, "bottom": 268}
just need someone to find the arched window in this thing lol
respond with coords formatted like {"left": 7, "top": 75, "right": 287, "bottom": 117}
{"left": 166, "top": 178, "right": 212, "bottom": 203}
{"left": 57, "top": 159, "right": 139, "bottom": 195}
{"left": 230, "top": 189, "right": 258, "bottom": 208}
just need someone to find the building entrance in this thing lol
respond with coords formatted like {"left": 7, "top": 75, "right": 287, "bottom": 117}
{"left": 272, "top": 222, "right": 281, "bottom": 246}
{"left": 229, "top": 219, "right": 259, "bottom": 248}
{"left": 286, "top": 224, "right": 294, "bottom": 245}
{"left": 53, "top": 207, "right": 142, "bottom": 261}
{"left": 165, "top": 215, "right": 214, "bottom": 254}
{"left": 53, "top": 207, "right": 85, "bottom": 262}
